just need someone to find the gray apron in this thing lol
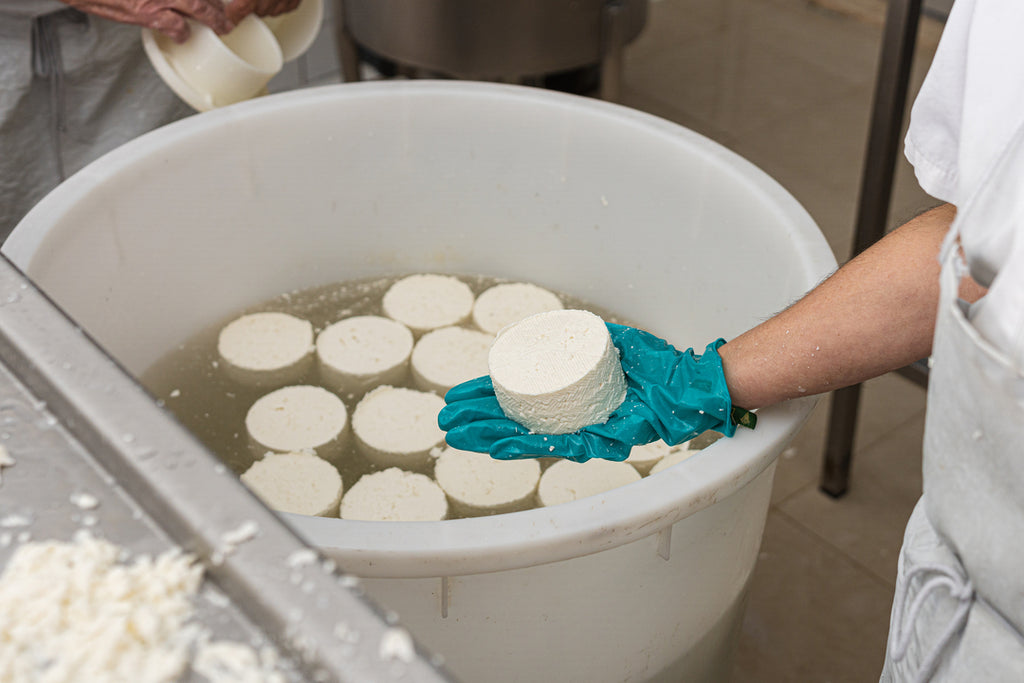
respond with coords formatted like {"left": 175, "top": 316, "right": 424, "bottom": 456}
{"left": 0, "top": 9, "right": 191, "bottom": 240}
{"left": 881, "top": 126, "right": 1024, "bottom": 682}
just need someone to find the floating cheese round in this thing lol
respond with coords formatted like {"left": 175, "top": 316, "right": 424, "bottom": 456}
{"left": 351, "top": 386, "right": 446, "bottom": 471}
{"left": 472, "top": 282, "right": 564, "bottom": 334}
{"left": 537, "top": 458, "right": 642, "bottom": 507}
{"left": 245, "top": 385, "right": 349, "bottom": 458}
{"left": 411, "top": 326, "right": 493, "bottom": 395}
{"left": 627, "top": 440, "right": 694, "bottom": 476}
{"left": 433, "top": 446, "right": 541, "bottom": 516}
{"left": 488, "top": 309, "right": 627, "bottom": 434}
{"left": 241, "top": 452, "right": 343, "bottom": 517}
{"left": 649, "top": 446, "right": 699, "bottom": 475}
{"left": 381, "top": 274, "right": 475, "bottom": 335}
{"left": 340, "top": 468, "right": 448, "bottom": 521}
{"left": 316, "top": 316, "right": 414, "bottom": 397}
{"left": 217, "top": 312, "right": 314, "bottom": 387}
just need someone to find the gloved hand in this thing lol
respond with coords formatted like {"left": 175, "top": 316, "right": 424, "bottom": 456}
{"left": 438, "top": 323, "right": 752, "bottom": 463}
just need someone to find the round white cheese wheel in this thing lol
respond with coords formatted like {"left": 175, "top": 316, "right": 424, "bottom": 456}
{"left": 217, "top": 312, "right": 314, "bottom": 387}
{"left": 411, "top": 326, "right": 493, "bottom": 395}
{"left": 472, "top": 282, "right": 564, "bottom": 334}
{"left": 340, "top": 468, "right": 448, "bottom": 521}
{"left": 240, "top": 452, "right": 343, "bottom": 517}
{"left": 316, "top": 316, "right": 414, "bottom": 398}
{"left": 626, "top": 440, "right": 694, "bottom": 476}
{"left": 537, "top": 458, "right": 642, "bottom": 507}
{"left": 488, "top": 309, "right": 627, "bottom": 434}
{"left": 649, "top": 446, "right": 699, "bottom": 475}
{"left": 245, "top": 385, "right": 349, "bottom": 458}
{"left": 381, "top": 274, "right": 475, "bottom": 335}
{"left": 433, "top": 446, "right": 541, "bottom": 516}
{"left": 351, "top": 386, "right": 446, "bottom": 471}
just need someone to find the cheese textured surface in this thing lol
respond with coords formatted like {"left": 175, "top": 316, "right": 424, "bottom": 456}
{"left": 411, "top": 326, "right": 493, "bottom": 395}
{"left": 217, "top": 312, "right": 314, "bottom": 386}
{"left": 241, "top": 452, "right": 344, "bottom": 517}
{"left": 340, "top": 468, "right": 448, "bottom": 521}
{"left": 351, "top": 386, "right": 446, "bottom": 470}
{"left": 538, "top": 458, "right": 642, "bottom": 507}
{"left": 433, "top": 446, "right": 540, "bottom": 515}
{"left": 0, "top": 532, "right": 285, "bottom": 683}
{"left": 472, "top": 282, "right": 564, "bottom": 334}
{"left": 381, "top": 274, "right": 475, "bottom": 335}
{"left": 316, "top": 316, "right": 414, "bottom": 396}
{"left": 245, "top": 385, "right": 349, "bottom": 456}
{"left": 488, "top": 309, "right": 627, "bottom": 434}
{"left": 627, "top": 440, "right": 695, "bottom": 476}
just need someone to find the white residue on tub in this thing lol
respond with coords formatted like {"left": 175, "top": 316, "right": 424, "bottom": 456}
{"left": 0, "top": 444, "right": 13, "bottom": 485}
{"left": 286, "top": 548, "right": 318, "bottom": 569}
{"left": 333, "top": 621, "right": 355, "bottom": 642}
{"left": 221, "top": 520, "right": 260, "bottom": 551}
{"left": 0, "top": 513, "right": 31, "bottom": 528}
{"left": 378, "top": 627, "right": 415, "bottom": 663}
{"left": 70, "top": 491, "right": 100, "bottom": 510}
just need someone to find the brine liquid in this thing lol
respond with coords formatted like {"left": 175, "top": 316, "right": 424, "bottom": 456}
{"left": 140, "top": 274, "right": 631, "bottom": 502}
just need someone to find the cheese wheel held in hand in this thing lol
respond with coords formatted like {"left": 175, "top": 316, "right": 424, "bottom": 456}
{"left": 488, "top": 309, "right": 627, "bottom": 434}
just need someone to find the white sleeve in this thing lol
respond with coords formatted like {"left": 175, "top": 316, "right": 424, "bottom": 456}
{"left": 903, "top": 0, "right": 973, "bottom": 204}
{"left": 905, "top": 0, "right": 1024, "bottom": 208}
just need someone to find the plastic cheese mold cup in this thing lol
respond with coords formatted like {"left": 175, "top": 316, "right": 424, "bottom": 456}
{"left": 143, "top": 16, "right": 283, "bottom": 110}
{"left": 7, "top": 82, "right": 838, "bottom": 683}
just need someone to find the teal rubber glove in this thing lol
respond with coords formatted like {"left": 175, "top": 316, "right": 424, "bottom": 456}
{"left": 438, "top": 323, "right": 750, "bottom": 463}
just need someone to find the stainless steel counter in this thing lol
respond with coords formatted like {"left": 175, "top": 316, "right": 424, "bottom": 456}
{"left": 0, "top": 255, "right": 452, "bottom": 683}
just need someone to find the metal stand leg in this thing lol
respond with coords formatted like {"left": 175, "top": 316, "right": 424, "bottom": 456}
{"left": 600, "top": 1, "right": 626, "bottom": 102}
{"left": 335, "top": 0, "right": 362, "bottom": 82}
{"left": 820, "top": 0, "right": 923, "bottom": 498}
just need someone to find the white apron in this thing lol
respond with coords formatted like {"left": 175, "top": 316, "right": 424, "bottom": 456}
{"left": 880, "top": 124, "right": 1024, "bottom": 682}
{"left": 0, "top": 8, "right": 192, "bottom": 240}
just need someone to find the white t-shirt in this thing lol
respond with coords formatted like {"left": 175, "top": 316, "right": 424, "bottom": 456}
{"left": 906, "top": 0, "right": 1024, "bottom": 365}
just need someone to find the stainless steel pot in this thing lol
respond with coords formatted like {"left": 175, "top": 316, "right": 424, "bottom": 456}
{"left": 336, "top": 0, "right": 648, "bottom": 100}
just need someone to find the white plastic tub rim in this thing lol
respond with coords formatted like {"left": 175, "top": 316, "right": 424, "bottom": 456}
{"left": 4, "top": 80, "right": 837, "bottom": 580}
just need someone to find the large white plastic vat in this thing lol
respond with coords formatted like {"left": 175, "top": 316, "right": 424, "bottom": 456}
{"left": 4, "top": 82, "right": 836, "bottom": 682}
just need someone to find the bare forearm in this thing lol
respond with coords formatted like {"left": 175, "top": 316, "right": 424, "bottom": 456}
{"left": 720, "top": 204, "right": 981, "bottom": 409}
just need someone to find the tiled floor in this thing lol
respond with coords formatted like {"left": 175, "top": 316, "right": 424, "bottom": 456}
{"left": 270, "top": 1, "right": 948, "bottom": 680}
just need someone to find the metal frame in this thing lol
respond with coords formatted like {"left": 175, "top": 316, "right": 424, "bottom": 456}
{"left": 820, "top": 0, "right": 925, "bottom": 498}
{"left": 0, "top": 254, "right": 452, "bottom": 682}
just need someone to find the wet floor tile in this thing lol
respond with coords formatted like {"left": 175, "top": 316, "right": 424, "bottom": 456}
{"left": 779, "top": 412, "right": 925, "bottom": 585}
{"left": 728, "top": 510, "right": 894, "bottom": 682}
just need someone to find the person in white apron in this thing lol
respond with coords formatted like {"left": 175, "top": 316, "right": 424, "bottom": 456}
{"left": 0, "top": 0, "right": 295, "bottom": 241}
{"left": 438, "top": 1, "right": 1024, "bottom": 678}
